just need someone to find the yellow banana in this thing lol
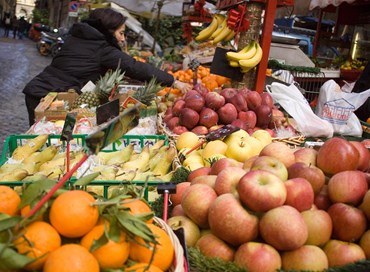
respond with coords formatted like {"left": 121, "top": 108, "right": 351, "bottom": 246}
{"left": 195, "top": 14, "right": 222, "bottom": 42}
{"left": 223, "top": 29, "right": 236, "bottom": 42}
{"left": 229, "top": 60, "right": 240, "bottom": 67}
{"left": 11, "top": 134, "right": 49, "bottom": 162}
{"left": 226, "top": 40, "right": 257, "bottom": 61}
{"left": 0, "top": 168, "right": 29, "bottom": 182}
{"left": 239, "top": 42, "right": 263, "bottom": 73}
{"left": 21, "top": 162, "right": 39, "bottom": 175}
{"left": 210, "top": 16, "right": 227, "bottom": 39}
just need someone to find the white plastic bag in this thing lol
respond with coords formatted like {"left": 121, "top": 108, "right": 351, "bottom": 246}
{"left": 315, "top": 80, "right": 370, "bottom": 137}
{"left": 266, "top": 82, "right": 334, "bottom": 138}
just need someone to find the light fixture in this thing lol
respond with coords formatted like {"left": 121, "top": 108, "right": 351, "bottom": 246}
{"left": 190, "top": 22, "right": 203, "bottom": 27}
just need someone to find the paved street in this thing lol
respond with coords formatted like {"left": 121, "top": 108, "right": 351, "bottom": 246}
{"left": 0, "top": 32, "right": 51, "bottom": 155}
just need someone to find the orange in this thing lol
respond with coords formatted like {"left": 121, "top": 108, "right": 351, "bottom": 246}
{"left": 20, "top": 205, "right": 43, "bottom": 221}
{"left": 0, "top": 185, "right": 21, "bottom": 216}
{"left": 14, "top": 221, "right": 61, "bottom": 271}
{"left": 43, "top": 244, "right": 99, "bottom": 272}
{"left": 125, "top": 262, "right": 164, "bottom": 272}
{"left": 121, "top": 198, "right": 154, "bottom": 223}
{"left": 49, "top": 190, "right": 99, "bottom": 238}
{"left": 80, "top": 224, "right": 130, "bottom": 269}
{"left": 129, "top": 223, "right": 174, "bottom": 271}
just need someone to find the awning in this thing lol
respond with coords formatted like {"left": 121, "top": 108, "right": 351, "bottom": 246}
{"left": 309, "top": 0, "right": 357, "bottom": 10}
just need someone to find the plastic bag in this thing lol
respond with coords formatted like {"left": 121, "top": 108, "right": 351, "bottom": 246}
{"left": 266, "top": 82, "right": 334, "bottom": 138}
{"left": 315, "top": 80, "right": 370, "bottom": 137}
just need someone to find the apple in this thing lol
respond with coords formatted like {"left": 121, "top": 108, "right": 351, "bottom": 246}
{"left": 199, "top": 108, "right": 219, "bottom": 128}
{"left": 187, "top": 167, "right": 211, "bottom": 183}
{"left": 284, "top": 178, "right": 314, "bottom": 212}
{"left": 302, "top": 208, "right": 332, "bottom": 246}
{"left": 281, "top": 245, "right": 328, "bottom": 271}
{"left": 209, "top": 157, "right": 243, "bottom": 175}
{"left": 202, "top": 140, "right": 228, "bottom": 162}
{"left": 214, "top": 167, "right": 246, "bottom": 198}
{"left": 229, "top": 92, "right": 248, "bottom": 112}
{"left": 208, "top": 193, "right": 259, "bottom": 246}
{"left": 204, "top": 92, "right": 225, "bottom": 111}
{"left": 288, "top": 162, "right": 326, "bottom": 195}
{"left": 251, "top": 129, "right": 272, "bottom": 147}
{"left": 167, "top": 215, "right": 201, "bottom": 247}
{"left": 244, "top": 90, "right": 262, "bottom": 111}
{"left": 260, "top": 142, "right": 296, "bottom": 168}
{"left": 191, "top": 125, "right": 208, "bottom": 135}
{"left": 327, "top": 170, "right": 368, "bottom": 205}
{"left": 237, "top": 170, "right": 287, "bottom": 212}
{"left": 316, "top": 137, "right": 360, "bottom": 176}
{"left": 170, "top": 204, "right": 185, "bottom": 217}
{"left": 254, "top": 104, "right": 272, "bottom": 129}
{"left": 314, "top": 184, "right": 332, "bottom": 211}
{"left": 323, "top": 239, "right": 366, "bottom": 267}
{"left": 361, "top": 139, "right": 370, "bottom": 148}
{"left": 195, "top": 233, "right": 235, "bottom": 262}
{"left": 242, "top": 155, "right": 259, "bottom": 171}
{"left": 170, "top": 182, "right": 191, "bottom": 206}
{"left": 359, "top": 230, "right": 370, "bottom": 259}
{"left": 238, "top": 110, "right": 257, "bottom": 129}
{"left": 184, "top": 92, "right": 205, "bottom": 112}
{"left": 181, "top": 183, "right": 217, "bottom": 229}
{"left": 190, "top": 175, "right": 217, "bottom": 188}
{"left": 225, "top": 139, "right": 256, "bottom": 162}
{"left": 224, "top": 129, "right": 250, "bottom": 146}
{"left": 250, "top": 155, "right": 288, "bottom": 181}
{"left": 359, "top": 190, "right": 370, "bottom": 221}
{"left": 294, "top": 147, "right": 318, "bottom": 166}
{"left": 259, "top": 205, "right": 308, "bottom": 251}
{"left": 217, "top": 103, "right": 238, "bottom": 125}
{"left": 220, "top": 88, "right": 238, "bottom": 103}
{"left": 350, "top": 141, "right": 370, "bottom": 171}
{"left": 172, "top": 99, "right": 186, "bottom": 116}
{"left": 327, "top": 202, "right": 367, "bottom": 242}
{"left": 260, "top": 92, "right": 274, "bottom": 109}
{"left": 234, "top": 242, "right": 282, "bottom": 272}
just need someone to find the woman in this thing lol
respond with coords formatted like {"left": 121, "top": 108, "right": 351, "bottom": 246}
{"left": 23, "top": 8, "right": 191, "bottom": 126}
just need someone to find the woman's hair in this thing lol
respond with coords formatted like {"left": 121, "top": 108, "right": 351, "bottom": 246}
{"left": 88, "top": 8, "right": 127, "bottom": 34}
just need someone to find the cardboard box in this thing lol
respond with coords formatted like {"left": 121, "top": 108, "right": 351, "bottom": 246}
{"left": 34, "top": 90, "right": 79, "bottom": 121}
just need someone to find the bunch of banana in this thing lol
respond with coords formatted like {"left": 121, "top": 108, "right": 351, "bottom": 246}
{"left": 226, "top": 40, "right": 263, "bottom": 72}
{"left": 195, "top": 14, "right": 235, "bottom": 44}
{"left": 195, "top": 14, "right": 224, "bottom": 42}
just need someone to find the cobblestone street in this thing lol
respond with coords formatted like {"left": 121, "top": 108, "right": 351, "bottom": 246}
{"left": 0, "top": 33, "right": 51, "bottom": 154}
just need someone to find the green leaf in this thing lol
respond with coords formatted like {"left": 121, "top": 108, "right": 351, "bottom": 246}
{"left": 19, "top": 179, "right": 57, "bottom": 209}
{"left": 74, "top": 172, "right": 101, "bottom": 186}
{"left": 0, "top": 243, "right": 32, "bottom": 270}
{"left": 90, "top": 231, "right": 109, "bottom": 253}
{"left": 0, "top": 215, "right": 22, "bottom": 233}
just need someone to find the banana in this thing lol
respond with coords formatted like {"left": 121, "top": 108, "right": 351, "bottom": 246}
{"left": 0, "top": 168, "right": 28, "bottom": 182}
{"left": 195, "top": 14, "right": 222, "bottom": 42}
{"left": 239, "top": 42, "right": 263, "bottom": 73}
{"left": 210, "top": 16, "right": 227, "bottom": 39}
{"left": 39, "top": 156, "right": 66, "bottom": 171}
{"left": 229, "top": 60, "right": 240, "bottom": 67}
{"left": 0, "top": 163, "right": 23, "bottom": 174}
{"left": 122, "top": 145, "right": 150, "bottom": 172}
{"left": 212, "top": 25, "right": 233, "bottom": 44}
{"left": 223, "top": 29, "right": 236, "bottom": 42}
{"left": 226, "top": 40, "right": 257, "bottom": 61}
{"left": 106, "top": 144, "right": 135, "bottom": 165}
{"left": 11, "top": 134, "right": 49, "bottom": 162}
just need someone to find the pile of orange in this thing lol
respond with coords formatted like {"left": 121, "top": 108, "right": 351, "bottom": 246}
{"left": 0, "top": 187, "right": 175, "bottom": 272}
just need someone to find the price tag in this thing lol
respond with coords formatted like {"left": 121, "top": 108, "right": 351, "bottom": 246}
{"left": 60, "top": 112, "right": 77, "bottom": 142}
{"left": 96, "top": 99, "right": 120, "bottom": 125}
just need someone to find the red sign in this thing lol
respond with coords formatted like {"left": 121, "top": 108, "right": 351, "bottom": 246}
{"left": 68, "top": 1, "right": 79, "bottom": 12}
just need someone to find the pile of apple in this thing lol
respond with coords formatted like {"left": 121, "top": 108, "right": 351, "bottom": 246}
{"left": 168, "top": 137, "right": 370, "bottom": 272}
{"left": 161, "top": 84, "right": 297, "bottom": 137}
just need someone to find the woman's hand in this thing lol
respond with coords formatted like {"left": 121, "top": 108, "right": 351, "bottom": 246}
{"left": 173, "top": 80, "right": 192, "bottom": 93}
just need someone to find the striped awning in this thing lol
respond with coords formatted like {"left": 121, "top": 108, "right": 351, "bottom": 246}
{"left": 309, "top": 0, "right": 357, "bottom": 10}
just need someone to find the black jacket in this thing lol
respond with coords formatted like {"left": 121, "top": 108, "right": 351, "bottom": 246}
{"left": 23, "top": 20, "right": 174, "bottom": 98}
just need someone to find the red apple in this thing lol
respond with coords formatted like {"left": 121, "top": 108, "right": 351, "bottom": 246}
{"left": 254, "top": 104, "right": 272, "bottom": 129}
{"left": 170, "top": 182, "right": 191, "bottom": 206}
{"left": 284, "top": 178, "right": 314, "bottom": 212}
{"left": 294, "top": 147, "right": 318, "bottom": 166}
{"left": 359, "top": 230, "right": 370, "bottom": 259}
{"left": 199, "top": 108, "right": 219, "bottom": 128}
{"left": 238, "top": 110, "right": 257, "bottom": 129}
{"left": 190, "top": 175, "right": 217, "bottom": 188}
{"left": 184, "top": 92, "right": 205, "bottom": 113}
{"left": 208, "top": 193, "right": 259, "bottom": 246}
{"left": 195, "top": 233, "right": 235, "bottom": 262}
{"left": 187, "top": 167, "right": 211, "bottom": 183}
{"left": 171, "top": 204, "right": 185, "bottom": 217}
{"left": 204, "top": 92, "right": 225, "bottom": 111}
{"left": 172, "top": 99, "right": 186, "bottom": 116}
{"left": 231, "top": 119, "right": 248, "bottom": 131}
{"left": 242, "top": 155, "right": 259, "bottom": 171}
{"left": 229, "top": 92, "right": 248, "bottom": 112}
{"left": 245, "top": 90, "right": 262, "bottom": 111}
{"left": 288, "top": 162, "right": 326, "bottom": 195}
{"left": 350, "top": 141, "right": 370, "bottom": 171}
{"left": 220, "top": 88, "right": 238, "bottom": 103}
{"left": 359, "top": 190, "right": 370, "bottom": 221}
{"left": 260, "top": 142, "right": 296, "bottom": 168}
{"left": 237, "top": 170, "right": 287, "bottom": 212}
{"left": 250, "top": 155, "right": 288, "bottom": 181}
{"left": 191, "top": 125, "right": 208, "bottom": 135}
{"left": 301, "top": 208, "right": 333, "bottom": 246}
{"left": 214, "top": 167, "right": 246, "bottom": 198}
{"left": 234, "top": 242, "right": 282, "bottom": 272}
{"left": 314, "top": 184, "right": 332, "bottom": 211}
{"left": 217, "top": 103, "right": 238, "bottom": 125}
{"left": 281, "top": 245, "right": 328, "bottom": 271}
{"left": 259, "top": 205, "right": 308, "bottom": 251}
{"left": 179, "top": 108, "right": 200, "bottom": 130}
{"left": 316, "top": 137, "right": 360, "bottom": 176}
{"left": 167, "top": 215, "right": 201, "bottom": 247}
{"left": 328, "top": 203, "right": 367, "bottom": 242}
{"left": 181, "top": 183, "right": 217, "bottom": 229}
{"left": 327, "top": 170, "right": 368, "bottom": 205}
{"left": 209, "top": 157, "right": 243, "bottom": 175}
{"left": 260, "top": 92, "right": 274, "bottom": 109}
{"left": 323, "top": 239, "right": 366, "bottom": 267}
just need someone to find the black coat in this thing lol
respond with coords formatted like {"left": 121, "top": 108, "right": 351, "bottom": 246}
{"left": 23, "top": 21, "right": 174, "bottom": 98}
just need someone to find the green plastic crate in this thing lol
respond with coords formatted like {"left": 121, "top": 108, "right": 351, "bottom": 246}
{"left": 0, "top": 134, "right": 170, "bottom": 199}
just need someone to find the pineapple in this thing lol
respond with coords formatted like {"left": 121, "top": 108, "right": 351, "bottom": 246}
{"left": 70, "top": 66, "right": 125, "bottom": 110}
{"left": 133, "top": 77, "right": 162, "bottom": 106}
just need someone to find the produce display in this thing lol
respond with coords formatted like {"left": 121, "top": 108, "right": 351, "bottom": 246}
{"left": 226, "top": 40, "right": 263, "bottom": 72}
{"left": 195, "top": 14, "right": 235, "bottom": 44}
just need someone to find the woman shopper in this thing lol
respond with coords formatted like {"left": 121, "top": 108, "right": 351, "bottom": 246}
{"left": 22, "top": 8, "right": 192, "bottom": 126}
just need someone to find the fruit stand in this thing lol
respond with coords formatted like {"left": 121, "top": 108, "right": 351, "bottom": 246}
{"left": 2, "top": 1, "right": 370, "bottom": 272}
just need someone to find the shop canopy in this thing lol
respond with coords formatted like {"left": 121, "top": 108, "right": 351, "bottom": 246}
{"left": 309, "top": 0, "right": 357, "bottom": 10}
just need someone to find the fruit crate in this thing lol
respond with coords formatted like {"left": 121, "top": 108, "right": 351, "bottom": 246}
{"left": 0, "top": 134, "right": 171, "bottom": 200}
